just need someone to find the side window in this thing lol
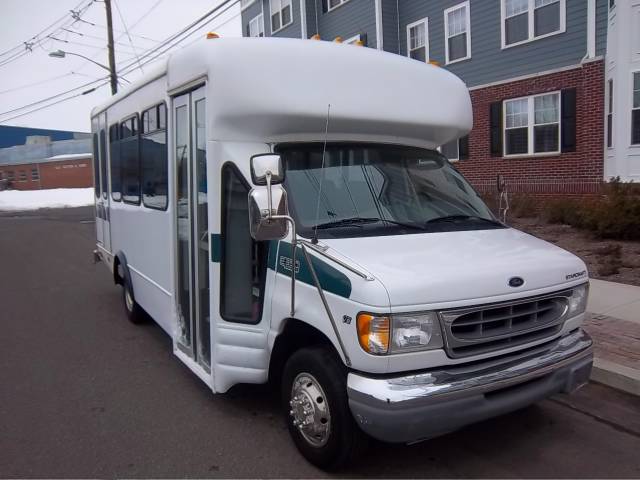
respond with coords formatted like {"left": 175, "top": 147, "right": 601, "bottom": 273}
{"left": 220, "top": 164, "right": 269, "bottom": 324}
{"left": 141, "top": 103, "right": 168, "bottom": 209}
{"left": 110, "top": 125, "right": 121, "bottom": 201}
{"left": 121, "top": 116, "right": 140, "bottom": 204}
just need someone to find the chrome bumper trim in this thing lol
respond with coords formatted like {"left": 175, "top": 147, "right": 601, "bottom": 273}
{"left": 347, "top": 329, "right": 593, "bottom": 443}
{"left": 348, "top": 329, "right": 592, "bottom": 407}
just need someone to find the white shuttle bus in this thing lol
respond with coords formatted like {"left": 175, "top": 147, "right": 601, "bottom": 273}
{"left": 92, "top": 38, "right": 593, "bottom": 469}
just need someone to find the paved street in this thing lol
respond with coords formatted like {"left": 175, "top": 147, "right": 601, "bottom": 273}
{"left": 1, "top": 207, "right": 640, "bottom": 478}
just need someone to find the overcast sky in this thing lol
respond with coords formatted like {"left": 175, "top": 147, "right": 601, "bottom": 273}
{"left": 0, "top": 0, "right": 241, "bottom": 132}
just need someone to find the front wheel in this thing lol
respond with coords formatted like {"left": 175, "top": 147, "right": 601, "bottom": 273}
{"left": 281, "top": 346, "right": 368, "bottom": 470}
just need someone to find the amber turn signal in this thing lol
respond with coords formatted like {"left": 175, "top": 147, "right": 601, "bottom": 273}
{"left": 356, "top": 313, "right": 390, "bottom": 355}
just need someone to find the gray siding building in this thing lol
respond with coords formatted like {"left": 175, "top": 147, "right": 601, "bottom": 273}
{"left": 241, "top": 0, "right": 610, "bottom": 194}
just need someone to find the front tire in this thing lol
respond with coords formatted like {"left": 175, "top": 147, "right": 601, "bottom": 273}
{"left": 281, "top": 346, "right": 368, "bottom": 470}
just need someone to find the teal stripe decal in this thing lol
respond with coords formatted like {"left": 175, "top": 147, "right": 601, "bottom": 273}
{"left": 273, "top": 241, "right": 352, "bottom": 299}
{"left": 211, "top": 233, "right": 222, "bottom": 263}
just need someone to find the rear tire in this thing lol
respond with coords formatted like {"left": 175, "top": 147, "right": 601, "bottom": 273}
{"left": 122, "top": 276, "right": 145, "bottom": 324}
{"left": 281, "top": 346, "right": 368, "bottom": 470}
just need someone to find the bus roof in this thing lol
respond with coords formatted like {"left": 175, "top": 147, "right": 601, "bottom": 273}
{"left": 92, "top": 37, "right": 472, "bottom": 149}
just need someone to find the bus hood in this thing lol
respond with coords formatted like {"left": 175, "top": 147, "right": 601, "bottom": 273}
{"left": 321, "top": 228, "right": 588, "bottom": 308}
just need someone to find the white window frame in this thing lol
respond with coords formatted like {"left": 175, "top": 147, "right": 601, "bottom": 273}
{"left": 270, "top": 0, "right": 293, "bottom": 34}
{"left": 248, "top": 13, "right": 265, "bottom": 37}
{"left": 503, "top": 91, "right": 562, "bottom": 158}
{"left": 327, "top": 0, "right": 350, "bottom": 13}
{"left": 406, "top": 17, "right": 429, "bottom": 63}
{"left": 241, "top": 0, "right": 257, "bottom": 11}
{"left": 444, "top": 1, "right": 471, "bottom": 65}
{"left": 501, "top": 0, "right": 566, "bottom": 50}
{"left": 632, "top": 71, "right": 640, "bottom": 146}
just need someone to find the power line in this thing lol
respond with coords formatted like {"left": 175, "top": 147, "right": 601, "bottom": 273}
{"left": 0, "top": 73, "right": 77, "bottom": 95}
{"left": 61, "top": 26, "right": 149, "bottom": 51}
{"left": 0, "top": 0, "right": 242, "bottom": 124}
{"left": 117, "top": 0, "right": 240, "bottom": 77}
{"left": 0, "top": 0, "right": 95, "bottom": 68}
{"left": 0, "top": 78, "right": 105, "bottom": 118}
{"left": 0, "top": 80, "right": 110, "bottom": 124}
{"left": 112, "top": 0, "right": 144, "bottom": 74}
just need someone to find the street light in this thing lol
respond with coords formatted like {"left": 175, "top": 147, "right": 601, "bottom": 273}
{"left": 48, "top": 49, "right": 118, "bottom": 95}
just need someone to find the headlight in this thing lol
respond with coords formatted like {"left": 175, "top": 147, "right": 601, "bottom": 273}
{"left": 568, "top": 283, "right": 589, "bottom": 316}
{"left": 356, "top": 312, "right": 443, "bottom": 355}
{"left": 390, "top": 312, "right": 443, "bottom": 353}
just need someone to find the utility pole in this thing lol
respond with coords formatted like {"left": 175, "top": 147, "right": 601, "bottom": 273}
{"left": 104, "top": 0, "right": 118, "bottom": 95}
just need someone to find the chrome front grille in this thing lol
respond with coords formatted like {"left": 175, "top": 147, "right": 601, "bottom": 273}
{"left": 439, "top": 290, "right": 571, "bottom": 358}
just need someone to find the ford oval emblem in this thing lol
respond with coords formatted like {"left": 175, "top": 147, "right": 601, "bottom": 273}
{"left": 509, "top": 277, "right": 525, "bottom": 288}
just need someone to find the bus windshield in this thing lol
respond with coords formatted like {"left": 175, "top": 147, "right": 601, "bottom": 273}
{"left": 278, "top": 143, "right": 502, "bottom": 239}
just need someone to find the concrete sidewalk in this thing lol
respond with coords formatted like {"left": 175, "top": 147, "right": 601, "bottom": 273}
{"left": 588, "top": 279, "right": 640, "bottom": 324}
{"left": 585, "top": 279, "right": 640, "bottom": 396}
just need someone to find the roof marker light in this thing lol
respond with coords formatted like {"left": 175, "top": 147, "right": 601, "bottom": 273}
{"left": 310, "top": 34, "right": 321, "bottom": 40}
{"left": 206, "top": 32, "right": 220, "bottom": 39}
{"left": 333, "top": 36, "right": 343, "bottom": 43}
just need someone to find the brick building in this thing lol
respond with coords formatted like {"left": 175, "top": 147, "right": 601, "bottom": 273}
{"left": 0, "top": 133, "right": 92, "bottom": 190}
{"left": 0, "top": 154, "right": 93, "bottom": 191}
{"left": 240, "top": 0, "right": 610, "bottom": 194}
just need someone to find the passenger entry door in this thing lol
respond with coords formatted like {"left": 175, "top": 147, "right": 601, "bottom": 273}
{"left": 92, "top": 113, "right": 111, "bottom": 253}
{"left": 173, "top": 87, "right": 210, "bottom": 371}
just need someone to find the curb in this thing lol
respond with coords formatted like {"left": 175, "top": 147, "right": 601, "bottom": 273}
{"left": 591, "top": 358, "right": 640, "bottom": 397}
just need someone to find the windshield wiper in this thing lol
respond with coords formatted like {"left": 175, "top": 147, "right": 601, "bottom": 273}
{"left": 312, "top": 217, "right": 381, "bottom": 230}
{"left": 311, "top": 217, "right": 425, "bottom": 231}
{"left": 425, "top": 215, "right": 504, "bottom": 226}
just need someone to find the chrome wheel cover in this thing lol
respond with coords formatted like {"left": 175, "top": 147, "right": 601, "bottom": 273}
{"left": 289, "top": 373, "right": 331, "bottom": 447}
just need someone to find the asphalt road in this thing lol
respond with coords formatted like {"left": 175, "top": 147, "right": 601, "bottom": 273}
{"left": 1, "top": 207, "right": 640, "bottom": 478}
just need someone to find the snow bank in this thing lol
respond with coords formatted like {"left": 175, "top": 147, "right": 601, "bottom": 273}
{"left": 0, "top": 188, "right": 94, "bottom": 211}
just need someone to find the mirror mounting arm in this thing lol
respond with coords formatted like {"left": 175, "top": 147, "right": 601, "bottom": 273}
{"left": 266, "top": 171, "right": 273, "bottom": 218}
{"left": 271, "top": 214, "right": 297, "bottom": 317}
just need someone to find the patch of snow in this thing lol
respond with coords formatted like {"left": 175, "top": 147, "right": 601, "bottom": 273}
{"left": 46, "top": 153, "right": 92, "bottom": 161}
{"left": 0, "top": 188, "right": 94, "bottom": 211}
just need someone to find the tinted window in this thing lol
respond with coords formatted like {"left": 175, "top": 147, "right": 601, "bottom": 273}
{"left": 220, "top": 164, "right": 268, "bottom": 324}
{"left": 121, "top": 116, "right": 140, "bottom": 204}
{"left": 109, "top": 125, "right": 121, "bottom": 201}
{"left": 141, "top": 104, "right": 168, "bottom": 209}
{"left": 142, "top": 108, "right": 157, "bottom": 133}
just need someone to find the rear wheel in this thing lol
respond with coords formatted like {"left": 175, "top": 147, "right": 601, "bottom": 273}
{"left": 282, "top": 346, "right": 368, "bottom": 470}
{"left": 122, "top": 275, "right": 145, "bottom": 324}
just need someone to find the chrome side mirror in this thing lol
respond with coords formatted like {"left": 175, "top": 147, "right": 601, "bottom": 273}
{"left": 250, "top": 154, "right": 284, "bottom": 186}
{"left": 248, "top": 185, "right": 290, "bottom": 240}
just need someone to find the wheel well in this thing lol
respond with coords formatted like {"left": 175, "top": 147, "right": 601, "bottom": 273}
{"left": 113, "top": 256, "right": 123, "bottom": 285}
{"left": 268, "top": 319, "right": 338, "bottom": 386}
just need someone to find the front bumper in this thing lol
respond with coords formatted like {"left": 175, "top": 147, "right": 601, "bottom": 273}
{"left": 347, "top": 329, "right": 593, "bottom": 444}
